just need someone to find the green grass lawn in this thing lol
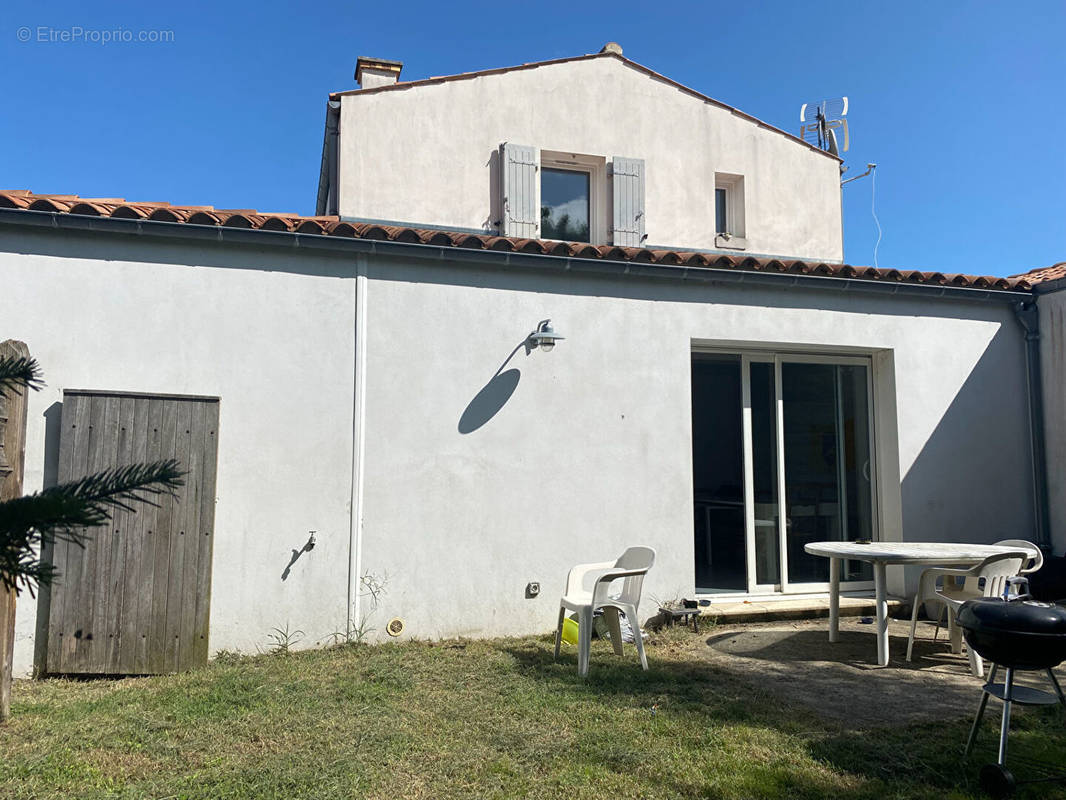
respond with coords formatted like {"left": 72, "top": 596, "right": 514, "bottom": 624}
{"left": 2, "top": 630, "right": 1064, "bottom": 799}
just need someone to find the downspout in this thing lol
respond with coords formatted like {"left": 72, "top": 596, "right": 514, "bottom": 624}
{"left": 347, "top": 254, "right": 369, "bottom": 633}
{"left": 1015, "top": 300, "right": 1051, "bottom": 551}
{"left": 327, "top": 100, "right": 340, "bottom": 216}
{"left": 316, "top": 100, "right": 341, "bottom": 216}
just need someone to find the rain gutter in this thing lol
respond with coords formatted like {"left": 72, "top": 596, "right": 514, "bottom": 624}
{"left": 0, "top": 208, "right": 1032, "bottom": 304}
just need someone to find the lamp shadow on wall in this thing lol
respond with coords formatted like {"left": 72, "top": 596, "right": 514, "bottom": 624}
{"left": 458, "top": 340, "right": 525, "bottom": 434}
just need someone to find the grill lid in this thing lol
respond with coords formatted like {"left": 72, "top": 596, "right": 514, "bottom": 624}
{"left": 958, "top": 597, "right": 1066, "bottom": 636}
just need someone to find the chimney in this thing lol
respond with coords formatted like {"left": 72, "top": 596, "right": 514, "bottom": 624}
{"left": 355, "top": 56, "right": 403, "bottom": 89}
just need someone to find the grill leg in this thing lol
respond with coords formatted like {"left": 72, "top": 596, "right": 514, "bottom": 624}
{"left": 997, "top": 667, "right": 1014, "bottom": 767}
{"left": 965, "top": 662, "right": 998, "bottom": 757}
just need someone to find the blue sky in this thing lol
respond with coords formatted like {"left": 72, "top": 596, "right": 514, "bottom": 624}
{"left": 2, "top": 1, "right": 1062, "bottom": 276}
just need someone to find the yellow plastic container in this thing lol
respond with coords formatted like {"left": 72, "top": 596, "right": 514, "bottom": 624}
{"left": 561, "top": 616, "right": 579, "bottom": 645}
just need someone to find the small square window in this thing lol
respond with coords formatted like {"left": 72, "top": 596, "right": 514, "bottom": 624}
{"left": 541, "top": 168, "right": 591, "bottom": 243}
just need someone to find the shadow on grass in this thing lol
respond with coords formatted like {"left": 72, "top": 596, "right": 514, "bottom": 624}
{"left": 502, "top": 634, "right": 861, "bottom": 737}
{"left": 503, "top": 636, "right": 1066, "bottom": 799}
{"left": 502, "top": 639, "right": 879, "bottom": 799}
{"left": 503, "top": 637, "right": 819, "bottom": 751}
{"left": 705, "top": 626, "right": 978, "bottom": 670}
{"left": 808, "top": 709, "right": 1066, "bottom": 800}
{"left": 506, "top": 629, "right": 988, "bottom": 728}
{"left": 698, "top": 626, "right": 1029, "bottom": 732}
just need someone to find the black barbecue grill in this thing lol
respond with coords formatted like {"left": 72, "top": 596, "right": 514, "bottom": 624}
{"left": 959, "top": 591, "right": 1066, "bottom": 798}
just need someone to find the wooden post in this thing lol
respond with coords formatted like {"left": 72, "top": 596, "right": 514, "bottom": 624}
{"left": 0, "top": 340, "right": 30, "bottom": 723}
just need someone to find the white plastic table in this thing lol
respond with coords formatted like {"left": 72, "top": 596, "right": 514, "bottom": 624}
{"left": 803, "top": 541, "right": 1023, "bottom": 667}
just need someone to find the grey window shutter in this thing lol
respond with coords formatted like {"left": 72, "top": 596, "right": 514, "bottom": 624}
{"left": 501, "top": 143, "right": 538, "bottom": 238}
{"left": 612, "top": 157, "right": 645, "bottom": 247}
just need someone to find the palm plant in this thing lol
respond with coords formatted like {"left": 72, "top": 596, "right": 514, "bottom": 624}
{"left": 0, "top": 353, "right": 184, "bottom": 596}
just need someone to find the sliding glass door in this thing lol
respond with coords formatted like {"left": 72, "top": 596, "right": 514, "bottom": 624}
{"left": 778, "top": 357, "right": 875, "bottom": 590}
{"left": 691, "top": 354, "right": 746, "bottom": 593}
{"left": 692, "top": 352, "right": 876, "bottom": 595}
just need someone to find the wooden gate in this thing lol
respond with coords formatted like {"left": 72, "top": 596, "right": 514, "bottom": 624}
{"left": 46, "top": 391, "right": 219, "bottom": 675}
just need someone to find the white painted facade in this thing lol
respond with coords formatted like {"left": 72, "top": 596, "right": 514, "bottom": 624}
{"left": 329, "top": 53, "right": 844, "bottom": 261}
{"left": 3, "top": 226, "right": 1036, "bottom": 676}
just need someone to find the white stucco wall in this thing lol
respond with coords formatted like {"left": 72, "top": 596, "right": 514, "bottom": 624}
{"left": 4, "top": 232, "right": 358, "bottom": 677}
{"left": 1040, "top": 285, "right": 1066, "bottom": 554}
{"left": 358, "top": 263, "right": 1033, "bottom": 638}
{"left": 336, "top": 55, "right": 843, "bottom": 261}
{"left": 2, "top": 229, "right": 1035, "bottom": 674}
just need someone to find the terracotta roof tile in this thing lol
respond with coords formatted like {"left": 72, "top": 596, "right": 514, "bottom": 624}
{"left": 0, "top": 190, "right": 1033, "bottom": 292}
{"left": 1011, "top": 262, "right": 1066, "bottom": 285}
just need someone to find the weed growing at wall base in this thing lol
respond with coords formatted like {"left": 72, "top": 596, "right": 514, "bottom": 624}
{"left": 329, "top": 570, "right": 389, "bottom": 646}
{"left": 261, "top": 623, "right": 305, "bottom": 655}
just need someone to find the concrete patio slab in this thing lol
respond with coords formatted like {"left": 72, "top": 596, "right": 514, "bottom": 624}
{"left": 699, "top": 617, "right": 1066, "bottom": 729}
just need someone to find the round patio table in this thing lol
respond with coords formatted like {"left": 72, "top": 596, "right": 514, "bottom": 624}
{"left": 803, "top": 541, "right": 1024, "bottom": 667}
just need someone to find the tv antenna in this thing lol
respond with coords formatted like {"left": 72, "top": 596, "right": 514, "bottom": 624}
{"left": 800, "top": 97, "right": 848, "bottom": 156}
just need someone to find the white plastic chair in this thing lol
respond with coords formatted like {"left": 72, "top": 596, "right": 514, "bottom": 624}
{"left": 553, "top": 546, "right": 656, "bottom": 677}
{"left": 906, "top": 551, "right": 1027, "bottom": 676}
{"left": 910, "top": 541, "right": 1041, "bottom": 649}
{"left": 993, "top": 539, "right": 1043, "bottom": 575}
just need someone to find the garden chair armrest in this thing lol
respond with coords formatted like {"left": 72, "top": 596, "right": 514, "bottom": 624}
{"left": 565, "top": 561, "right": 616, "bottom": 595}
{"left": 594, "top": 568, "right": 650, "bottom": 584}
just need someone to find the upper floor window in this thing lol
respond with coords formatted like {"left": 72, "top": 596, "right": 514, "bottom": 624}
{"left": 539, "top": 151, "right": 605, "bottom": 244}
{"left": 714, "top": 172, "right": 746, "bottom": 249}
{"left": 541, "top": 168, "right": 590, "bottom": 243}
{"left": 500, "top": 143, "right": 644, "bottom": 247}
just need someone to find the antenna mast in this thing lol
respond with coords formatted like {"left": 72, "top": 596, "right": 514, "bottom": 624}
{"left": 800, "top": 97, "right": 849, "bottom": 156}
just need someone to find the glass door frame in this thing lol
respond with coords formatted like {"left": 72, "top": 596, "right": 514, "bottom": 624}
{"left": 699, "top": 349, "right": 878, "bottom": 597}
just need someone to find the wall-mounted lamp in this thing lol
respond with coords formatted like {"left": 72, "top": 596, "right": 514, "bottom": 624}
{"left": 526, "top": 319, "right": 565, "bottom": 353}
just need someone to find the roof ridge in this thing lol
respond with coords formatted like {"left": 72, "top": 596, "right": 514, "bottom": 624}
{"left": 0, "top": 189, "right": 1033, "bottom": 292}
{"left": 328, "top": 51, "right": 839, "bottom": 161}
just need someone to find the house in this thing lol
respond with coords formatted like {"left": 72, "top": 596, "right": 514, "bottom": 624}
{"left": 1, "top": 45, "right": 1061, "bottom": 678}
